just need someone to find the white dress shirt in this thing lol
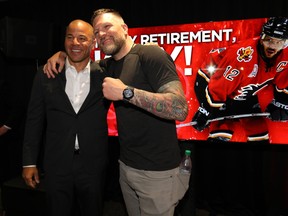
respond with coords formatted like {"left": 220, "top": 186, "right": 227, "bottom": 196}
{"left": 65, "top": 59, "right": 90, "bottom": 150}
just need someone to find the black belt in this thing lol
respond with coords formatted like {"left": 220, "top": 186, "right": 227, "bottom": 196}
{"left": 74, "top": 149, "right": 80, "bottom": 155}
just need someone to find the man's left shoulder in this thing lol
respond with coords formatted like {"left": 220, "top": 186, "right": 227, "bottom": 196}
{"left": 90, "top": 61, "right": 104, "bottom": 72}
{"left": 135, "top": 44, "right": 168, "bottom": 60}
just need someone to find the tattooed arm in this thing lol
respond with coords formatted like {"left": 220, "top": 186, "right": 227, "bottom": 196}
{"left": 102, "top": 77, "right": 188, "bottom": 121}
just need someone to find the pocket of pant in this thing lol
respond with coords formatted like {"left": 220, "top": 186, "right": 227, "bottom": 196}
{"left": 174, "top": 171, "right": 190, "bottom": 201}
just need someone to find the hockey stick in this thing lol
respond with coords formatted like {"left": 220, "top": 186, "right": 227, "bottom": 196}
{"left": 176, "top": 112, "right": 270, "bottom": 128}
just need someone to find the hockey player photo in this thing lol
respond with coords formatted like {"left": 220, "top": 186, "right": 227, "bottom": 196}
{"left": 192, "top": 17, "right": 288, "bottom": 143}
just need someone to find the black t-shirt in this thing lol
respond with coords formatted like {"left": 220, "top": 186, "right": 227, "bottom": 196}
{"left": 102, "top": 44, "right": 181, "bottom": 171}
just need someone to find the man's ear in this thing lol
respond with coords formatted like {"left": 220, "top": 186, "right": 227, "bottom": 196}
{"left": 121, "top": 23, "right": 128, "bottom": 34}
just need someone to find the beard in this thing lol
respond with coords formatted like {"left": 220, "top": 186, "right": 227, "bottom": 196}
{"left": 99, "top": 37, "right": 125, "bottom": 56}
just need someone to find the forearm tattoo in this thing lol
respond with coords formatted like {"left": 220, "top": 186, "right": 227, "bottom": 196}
{"left": 131, "top": 81, "right": 188, "bottom": 121}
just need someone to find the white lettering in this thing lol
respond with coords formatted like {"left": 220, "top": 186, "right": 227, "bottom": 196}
{"left": 139, "top": 29, "right": 233, "bottom": 45}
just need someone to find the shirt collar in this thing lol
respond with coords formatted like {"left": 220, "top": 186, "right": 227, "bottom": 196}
{"left": 65, "top": 58, "right": 91, "bottom": 74}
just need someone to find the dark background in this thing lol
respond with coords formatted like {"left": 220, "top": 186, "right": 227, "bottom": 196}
{"left": 1, "top": 0, "right": 287, "bottom": 27}
{"left": 0, "top": 0, "right": 288, "bottom": 215}
{"left": 0, "top": 0, "right": 287, "bottom": 60}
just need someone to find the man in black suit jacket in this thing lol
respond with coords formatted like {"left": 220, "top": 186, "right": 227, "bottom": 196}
{"left": 22, "top": 19, "right": 110, "bottom": 216}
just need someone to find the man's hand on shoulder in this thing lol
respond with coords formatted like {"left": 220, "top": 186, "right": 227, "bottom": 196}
{"left": 43, "top": 51, "right": 67, "bottom": 78}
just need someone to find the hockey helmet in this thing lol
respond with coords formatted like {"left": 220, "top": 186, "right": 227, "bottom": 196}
{"left": 262, "top": 17, "right": 288, "bottom": 39}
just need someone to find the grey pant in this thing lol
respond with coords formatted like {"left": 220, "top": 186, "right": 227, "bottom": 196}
{"left": 119, "top": 160, "right": 190, "bottom": 216}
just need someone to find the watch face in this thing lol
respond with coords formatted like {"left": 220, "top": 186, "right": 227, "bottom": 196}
{"left": 123, "top": 87, "right": 134, "bottom": 100}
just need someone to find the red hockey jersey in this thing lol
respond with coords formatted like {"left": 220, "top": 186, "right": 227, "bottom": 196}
{"left": 198, "top": 36, "right": 288, "bottom": 109}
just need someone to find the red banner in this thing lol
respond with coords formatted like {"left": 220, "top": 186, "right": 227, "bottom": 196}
{"left": 92, "top": 17, "right": 288, "bottom": 144}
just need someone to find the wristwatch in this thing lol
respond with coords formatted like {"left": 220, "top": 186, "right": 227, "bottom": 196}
{"left": 123, "top": 86, "right": 134, "bottom": 101}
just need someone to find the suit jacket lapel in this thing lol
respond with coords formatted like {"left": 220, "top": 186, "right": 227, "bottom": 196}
{"left": 57, "top": 67, "right": 77, "bottom": 114}
{"left": 78, "top": 62, "right": 102, "bottom": 113}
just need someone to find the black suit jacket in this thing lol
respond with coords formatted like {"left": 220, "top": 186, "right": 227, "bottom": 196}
{"left": 22, "top": 62, "right": 111, "bottom": 175}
